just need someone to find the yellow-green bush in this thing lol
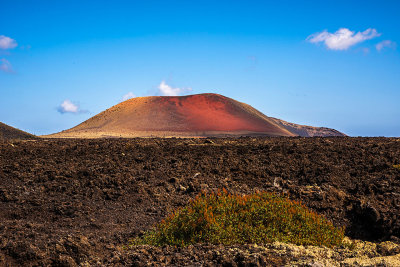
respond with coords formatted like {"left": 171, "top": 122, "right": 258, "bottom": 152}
{"left": 134, "top": 190, "right": 344, "bottom": 248}
{"left": 393, "top": 164, "right": 400, "bottom": 170}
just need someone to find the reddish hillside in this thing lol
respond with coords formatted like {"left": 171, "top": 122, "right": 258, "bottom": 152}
{"left": 45, "top": 94, "right": 296, "bottom": 138}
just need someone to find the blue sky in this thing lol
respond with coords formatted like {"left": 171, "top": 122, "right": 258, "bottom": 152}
{"left": 1, "top": 0, "right": 399, "bottom": 136}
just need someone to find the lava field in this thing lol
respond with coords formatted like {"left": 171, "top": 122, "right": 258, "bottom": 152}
{"left": 0, "top": 137, "right": 399, "bottom": 265}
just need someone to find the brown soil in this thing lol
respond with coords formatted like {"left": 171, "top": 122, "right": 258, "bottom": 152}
{"left": 0, "top": 137, "right": 399, "bottom": 266}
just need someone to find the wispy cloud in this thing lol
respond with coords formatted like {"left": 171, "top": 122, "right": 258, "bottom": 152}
{"left": 376, "top": 40, "right": 396, "bottom": 51}
{"left": 122, "top": 92, "right": 136, "bottom": 101}
{"left": 0, "top": 35, "right": 18, "bottom": 50}
{"left": 361, "top": 47, "right": 370, "bottom": 54}
{"left": 57, "top": 99, "right": 87, "bottom": 114}
{"left": 307, "top": 28, "right": 381, "bottom": 50}
{"left": 0, "top": 36, "right": 18, "bottom": 73}
{"left": 157, "top": 80, "right": 192, "bottom": 96}
{"left": 0, "top": 58, "right": 13, "bottom": 73}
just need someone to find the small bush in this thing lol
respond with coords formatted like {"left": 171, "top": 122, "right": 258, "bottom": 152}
{"left": 133, "top": 190, "right": 344, "bottom": 248}
{"left": 393, "top": 164, "right": 400, "bottom": 170}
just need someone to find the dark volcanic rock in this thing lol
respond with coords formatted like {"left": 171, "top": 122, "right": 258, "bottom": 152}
{"left": 0, "top": 137, "right": 399, "bottom": 265}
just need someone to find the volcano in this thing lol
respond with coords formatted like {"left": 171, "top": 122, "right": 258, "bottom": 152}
{"left": 46, "top": 94, "right": 299, "bottom": 138}
{"left": 45, "top": 93, "right": 345, "bottom": 138}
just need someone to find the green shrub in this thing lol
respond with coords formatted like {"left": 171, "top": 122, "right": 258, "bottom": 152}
{"left": 133, "top": 190, "right": 344, "bottom": 248}
{"left": 393, "top": 164, "right": 400, "bottom": 170}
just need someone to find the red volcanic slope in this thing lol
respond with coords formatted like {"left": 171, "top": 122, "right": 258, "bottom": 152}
{"left": 50, "top": 93, "right": 296, "bottom": 137}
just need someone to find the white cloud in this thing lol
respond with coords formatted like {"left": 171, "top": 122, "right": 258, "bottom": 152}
{"left": 0, "top": 35, "right": 17, "bottom": 49}
{"left": 307, "top": 28, "right": 381, "bottom": 50}
{"left": 57, "top": 99, "right": 85, "bottom": 114}
{"left": 122, "top": 92, "right": 136, "bottom": 101}
{"left": 157, "top": 80, "right": 192, "bottom": 96}
{"left": 0, "top": 58, "right": 13, "bottom": 72}
{"left": 376, "top": 40, "right": 396, "bottom": 51}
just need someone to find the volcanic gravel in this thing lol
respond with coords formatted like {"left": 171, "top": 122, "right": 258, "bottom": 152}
{"left": 0, "top": 137, "right": 399, "bottom": 266}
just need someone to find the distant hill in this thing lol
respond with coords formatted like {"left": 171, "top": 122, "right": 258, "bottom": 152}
{"left": 43, "top": 93, "right": 345, "bottom": 138}
{"left": 269, "top": 117, "right": 346, "bottom": 137}
{"left": 0, "top": 122, "right": 37, "bottom": 140}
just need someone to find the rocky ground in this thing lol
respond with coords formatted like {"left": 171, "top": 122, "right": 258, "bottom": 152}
{"left": 0, "top": 137, "right": 399, "bottom": 266}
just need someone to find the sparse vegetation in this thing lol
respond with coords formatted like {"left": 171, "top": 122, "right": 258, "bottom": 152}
{"left": 133, "top": 190, "right": 344, "bottom": 248}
